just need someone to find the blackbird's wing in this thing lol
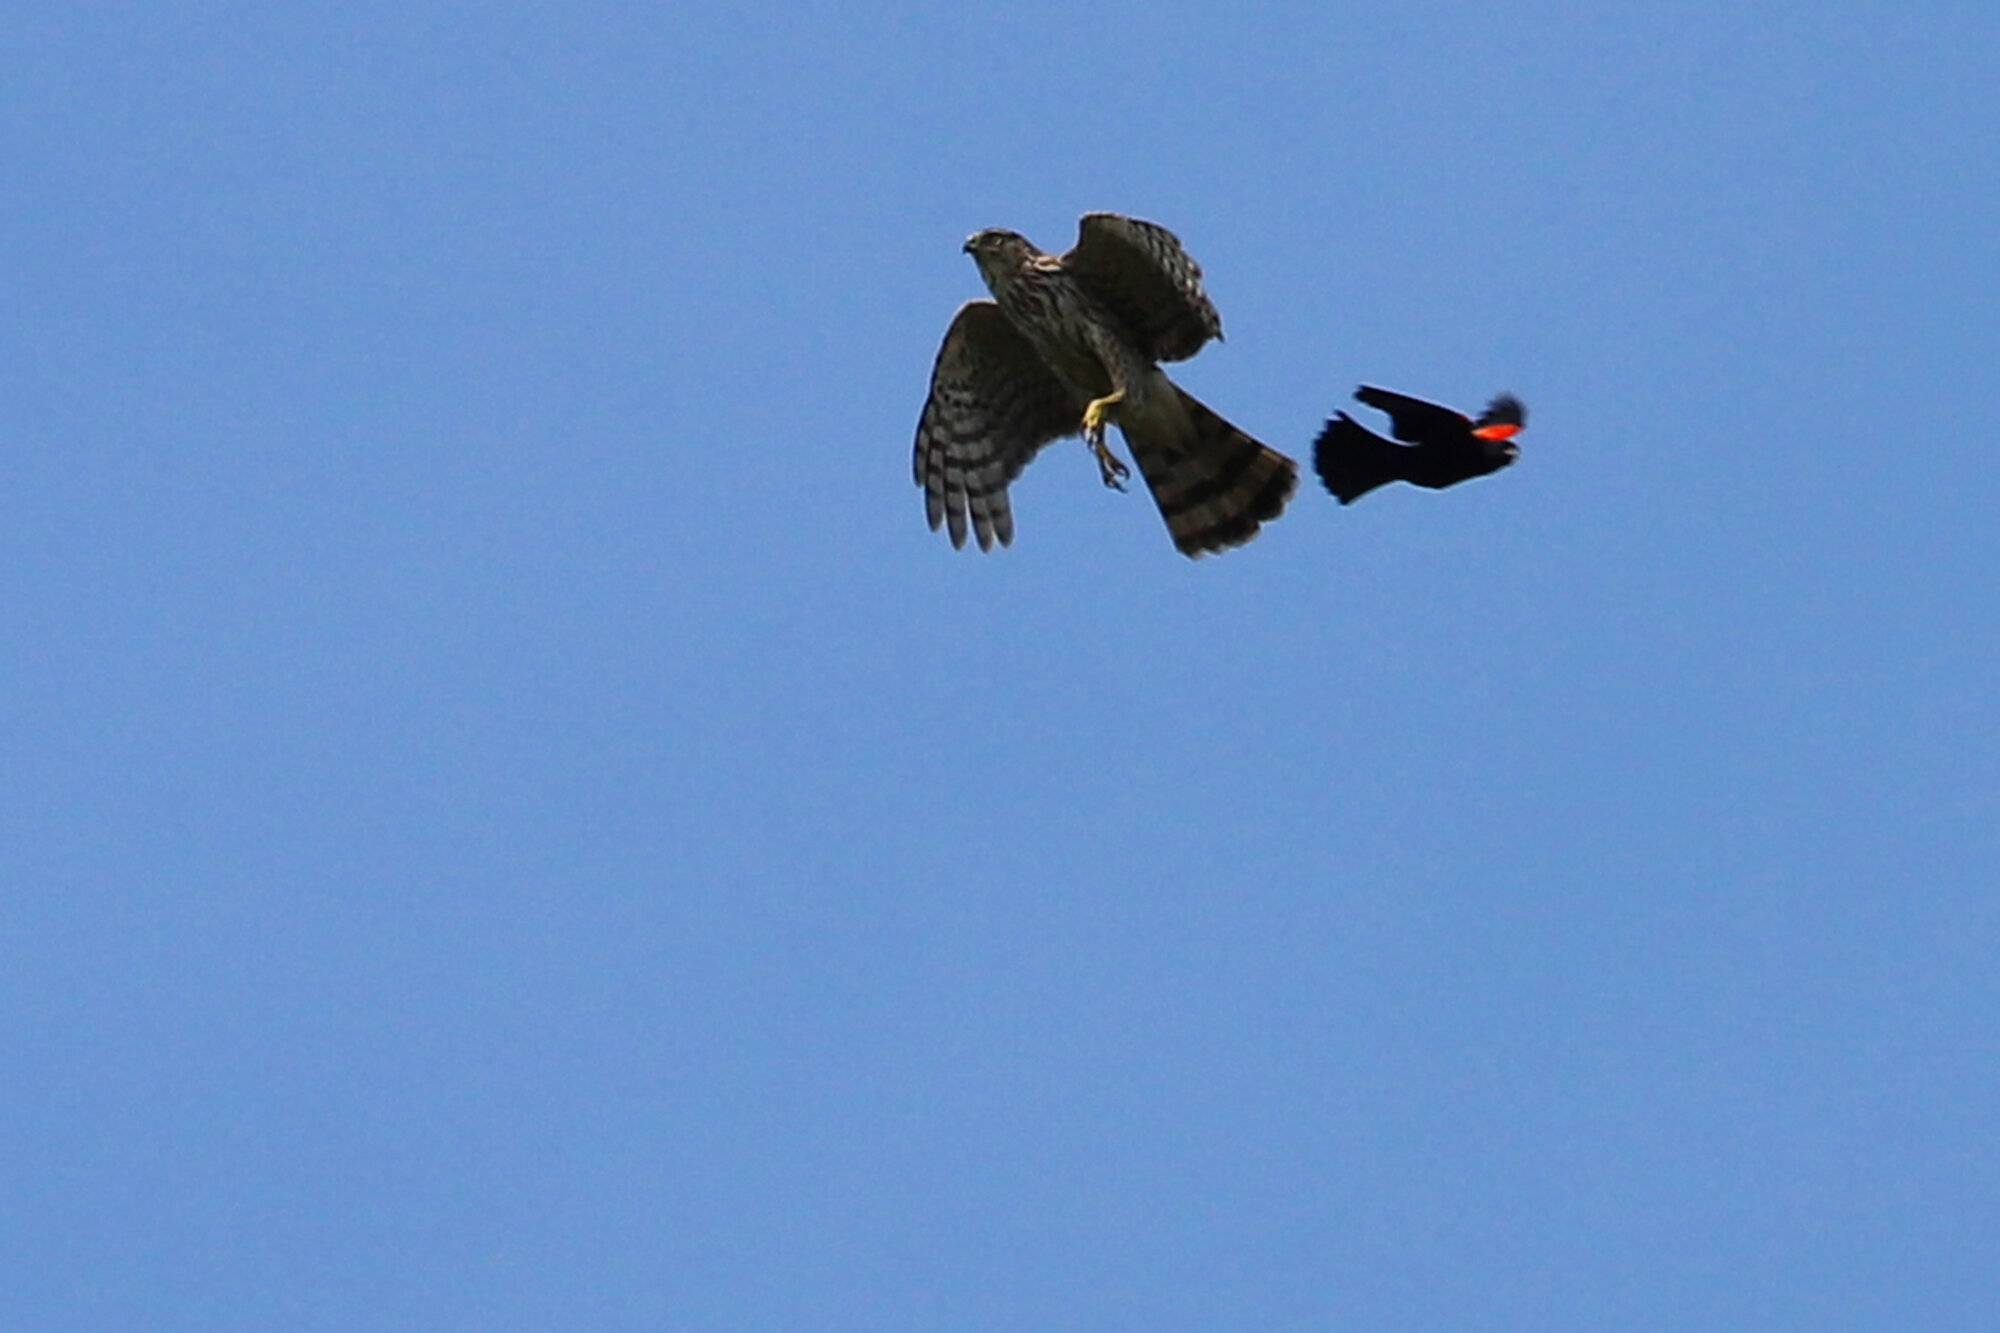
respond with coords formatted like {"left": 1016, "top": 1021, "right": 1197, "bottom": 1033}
{"left": 1353, "top": 385, "right": 1473, "bottom": 445}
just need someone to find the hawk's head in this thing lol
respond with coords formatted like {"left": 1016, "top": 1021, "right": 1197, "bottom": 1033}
{"left": 963, "top": 228, "right": 1040, "bottom": 289}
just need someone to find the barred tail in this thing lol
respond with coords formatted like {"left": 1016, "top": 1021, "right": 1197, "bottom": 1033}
{"left": 1127, "top": 387, "right": 1298, "bottom": 557}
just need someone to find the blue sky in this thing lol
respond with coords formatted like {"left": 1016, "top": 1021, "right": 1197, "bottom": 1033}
{"left": 4, "top": 1, "right": 1997, "bottom": 1327}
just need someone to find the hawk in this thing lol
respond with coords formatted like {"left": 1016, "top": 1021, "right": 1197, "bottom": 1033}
{"left": 913, "top": 213, "right": 1297, "bottom": 557}
{"left": 1312, "top": 386, "right": 1527, "bottom": 504}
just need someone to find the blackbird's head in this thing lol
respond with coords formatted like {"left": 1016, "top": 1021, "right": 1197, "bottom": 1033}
{"left": 1472, "top": 393, "right": 1526, "bottom": 460}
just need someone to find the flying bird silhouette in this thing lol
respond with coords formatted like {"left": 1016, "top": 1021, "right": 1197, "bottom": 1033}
{"left": 1312, "top": 386, "right": 1526, "bottom": 504}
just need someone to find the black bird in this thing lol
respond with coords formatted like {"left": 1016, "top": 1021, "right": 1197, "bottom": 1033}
{"left": 1312, "top": 386, "right": 1527, "bottom": 504}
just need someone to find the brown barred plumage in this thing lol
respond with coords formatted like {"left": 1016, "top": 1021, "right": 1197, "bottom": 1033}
{"left": 913, "top": 213, "right": 1296, "bottom": 557}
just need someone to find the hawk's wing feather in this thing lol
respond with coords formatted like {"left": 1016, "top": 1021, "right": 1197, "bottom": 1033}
{"left": 1353, "top": 385, "right": 1473, "bottom": 444}
{"left": 913, "top": 301, "right": 1084, "bottom": 550}
{"left": 1063, "top": 213, "right": 1223, "bottom": 363}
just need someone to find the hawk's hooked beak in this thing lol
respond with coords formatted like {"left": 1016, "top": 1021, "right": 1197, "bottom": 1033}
{"left": 962, "top": 236, "right": 977, "bottom": 254}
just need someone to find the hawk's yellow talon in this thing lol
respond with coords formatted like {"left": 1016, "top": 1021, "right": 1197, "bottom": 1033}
{"left": 1082, "top": 391, "right": 1129, "bottom": 490}
{"left": 1082, "top": 393, "right": 1117, "bottom": 435}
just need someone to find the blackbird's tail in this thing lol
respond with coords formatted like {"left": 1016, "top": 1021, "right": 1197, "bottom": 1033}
{"left": 1312, "top": 413, "right": 1405, "bottom": 505}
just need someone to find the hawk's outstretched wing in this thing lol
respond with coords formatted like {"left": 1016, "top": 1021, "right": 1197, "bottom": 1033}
{"left": 1063, "top": 213, "right": 1223, "bottom": 363}
{"left": 914, "top": 301, "right": 1085, "bottom": 550}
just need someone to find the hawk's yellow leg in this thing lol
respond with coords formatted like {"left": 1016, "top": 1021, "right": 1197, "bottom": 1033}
{"left": 1081, "top": 390, "right": 1130, "bottom": 491}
